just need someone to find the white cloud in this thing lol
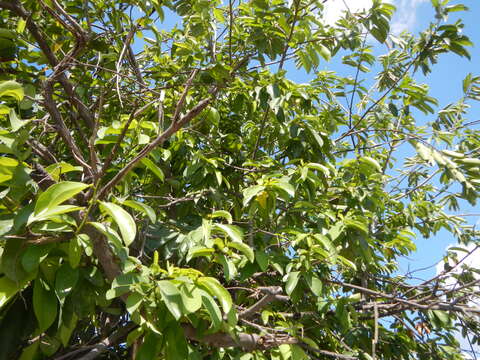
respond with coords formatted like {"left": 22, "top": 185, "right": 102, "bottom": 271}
{"left": 323, "top": 0, "right": 373, "bottom": 26}
{"left": 323, "top": 0, "right": 428, "bottom": 33}
{"left": 390, "top": 0, "right": 429, "bottom": 34}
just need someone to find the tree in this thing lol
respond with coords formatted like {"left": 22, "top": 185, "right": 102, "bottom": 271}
{"left": 0, "top": 0, "right": 479, "bottom": 358}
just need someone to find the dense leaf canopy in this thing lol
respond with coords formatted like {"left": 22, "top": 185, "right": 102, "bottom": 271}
{"left": 0, "top": 0, "right": 480, "bottom": 359}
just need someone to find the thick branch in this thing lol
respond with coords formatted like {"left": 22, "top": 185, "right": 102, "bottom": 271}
{"left": 30, "top": 163, "right": 56, "bottom": 190}
{"left": 53, "top": 323, "right": 137, "bottom": 360}
{"left": 239, "top": 286, "right": 289, "bottom": 319}
{"left": 182, "top": 324, "right": 297, "bottom": 350}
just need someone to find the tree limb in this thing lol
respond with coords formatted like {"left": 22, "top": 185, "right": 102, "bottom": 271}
{"left": 42, "top": 81, "right": 93, "bottom": 178}
{"left": 239, "top": 286, "right": 289, "bottom": 319}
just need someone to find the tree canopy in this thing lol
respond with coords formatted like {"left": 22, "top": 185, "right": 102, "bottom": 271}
{"left": 1, "top": 0, "right": 480, "bottom": 359}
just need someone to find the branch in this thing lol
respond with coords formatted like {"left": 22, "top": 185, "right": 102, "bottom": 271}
{"left": 239, "top": 286, "right": 289, "bottom": 319}
{"left": 182, "top": 324, "right": 297, "bottom": 350}
{"left": 42, "top": 81, "right": 93, "bottom": 178}
{"left": 54, "top": 323, "right": 137, "bottom": 360}
{"left": 30, "top": 163, "right": 56, "bottom": 191}
{"left": 301, "top": 346, "right": 359, "bottom": 360}
{"left": 28, "top": 140, "right": 58, "bottom": 164}
{"left": 172, "top": 69, "right": 199, "bottom": 123}
{"left": 96, "top": 102, "right": 140, "bottom": 180}
{"left": 335, "top": 280, "right": 480, "bottom": 317}
{"left": 115, "top": 24, "right": 140, "bottom": 108}
{"left": 96, "top": 91, "right": 216, "bottom": 200}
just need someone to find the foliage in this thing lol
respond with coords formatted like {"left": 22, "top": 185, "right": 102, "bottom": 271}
{"left": 0, "top": 0, "right": 479, "bottom": 359}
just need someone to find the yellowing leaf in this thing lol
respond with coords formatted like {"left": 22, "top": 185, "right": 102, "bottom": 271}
{"left": 0, "top": 80, "right": 24, "bottom": 101}
{"left": 256, "top": 190, "right": 268, "bottom": 209}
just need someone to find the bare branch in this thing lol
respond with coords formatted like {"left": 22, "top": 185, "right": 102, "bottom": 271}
{"left": 42, "top": 81, "right": 93, "bottom": 178}
{"left": 172, "top": 69, "right": 200, "bottom": 123}
{"left": 115, "top": 25, "right": 140, "bottom": 107}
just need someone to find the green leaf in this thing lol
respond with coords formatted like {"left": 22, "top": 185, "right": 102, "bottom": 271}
{"left": 337, "top": 255, "right": 357, "bottom": 271}
{"left": 206, "top": 107, "right": 221, "bottom": 124}
{"left": 126, "top": 292, "right": 143, "bottom": 314}
{"left": 33, "top": 181, "right": 90, "bottom": 218}
{"left": 214, "top": 223, "right": 243, "bottom": 243}
{"left": 314, "top": 234, "right": 337, "bottom": 261}
{"left": 55, "top": 263, "right": 79, "bottom": 303}
{"left": 18, "top": 341, "right": 39, "bottom": 360}
{"left": 99, "top": 201, "right": 137, "bottom": 246}
{"left": 33, "top": 278, "right": 58, "bottom": 332}
{"left": 89, "top": 222, "right": 124, "bottom": 250}
{"left": 126, "top": 327, "right": 144, "bottom": 347}
{"left": 44, "top": 162, "right": 82, "bottom": 181}
{"left": 217, "top": 253, "right": 237, "bottom": 281}
{"left": 165, "top": 324, "right": 188, "bottom": 359}
{"left": 9, "top": 108, "right": 30, "bottom": 132}
{"left": 243, "top": 185, "right": 265, "bottom": 206}
{"left": 28, "top": 205, "right": 84, "bottom": 224}
{"left": 141, "top": 157, "right": 164, "bottom": 182}
{"left": 21, "top": 244, "right": 53, "bottom": 273}
{"left": 327, "top": 222, "right": 344, "bottom": 242}
{"left": 197, "top": 276, "right": 232, "bottom": 314}
{"left": 228, "top": 241, "right": 255, "bottom": 262}
{"left": 256, "top": 250, "right": 269, "bottom": 271}
{"left": 157, "top": 280, "right": 183, "bottom": 320}
{"left": 35, "top": 335, "right": 57, "bottom": 353}
{"left": 271, "top": 179, "right": 295, "bottom": 198}
{"left": 186, "top": 245, "right": 215, "bottom": 262}
{"left": 107, "top": 273, "right": 144, "bottom": 300}
{"left": 200, "top": 289, "right": 222, "bottom": 330}
{"left": 414, "top": 142, "right": 434, "bottom": 164}
{"left": 305, "top": 274, "right": 322, "bottom": 296}
{"left": 317, "top": 43, "right": 331, "bottom": 61}
{"left": 58, "top": 313, "right": 78, "bottom": 347}
{"left": 0, "top": 80, "right": 24, "bottom": 101}
{"left": 136, "top": 332, "right": 161, "bottom": 360}
{"left": 457, "top": 158, "right": 480, "bottom": 167}
{"left": 360, "top": 156, "right": 382, "bottom": 172}
{"left": 179, "top": 283, "right": 202, "bottom": 314}
{"left": 122, "top": 199, "right": 156, "bottom": 223}
{"left": 0, "top": 275, "right": 30, "bottom": 309}
{"left": 211, "top": 210, "right": 233, "bottom": 224}
{"left": 69, "top": 235, "right": 84, "bottom": 268}
{"left": 2, "top": 236, "right": 28, "bottom": 281}
{"left": 432, "top": 310, "right": 450, "bottom": 326}
{"left": 285, "top": 271, "right": 300, "bottom": 295}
